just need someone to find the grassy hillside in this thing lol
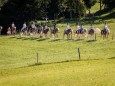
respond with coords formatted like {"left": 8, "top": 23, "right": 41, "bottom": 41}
{"left": 0, "top": 35, "right": 115, "bottom": 69}
{"left": 0, "top": 3, "right": 115, "bottom": 86}
{"left": 0, "top": 59, "right": 115, "bottom": 86}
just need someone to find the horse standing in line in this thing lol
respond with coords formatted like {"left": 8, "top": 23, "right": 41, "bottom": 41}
{"left": 42, "top": 25, "right": 50, "bottom": 38}
{"left": 63, "top": 23, "right": 72, "bottom": 39}
{"left": 20, "top": 27, "right": 28, "bottom": 36}
{"left": 11, "top": 22, "right": 17, "bottom": 35}
{"left": 50, "top": 24, "right": 59, "bottom": 39}
{"left": 74, "top": 24, "right": 80, "bottom": 38}
{"left": 20, "top": 27, "right": 29, "bottom": 37}
{"left": 36, "top": 25, "right": 43, "bottom": 38}
{"left": 74, "top": 25, "right": 87, "bottom": 39}
{"left": 29, "top": 22, "right": 39, "bottom": 37}
{"left": 63, "top": 29, "right": 72, "bottom": 39}
{"left": 20, "top": 22, "right": 29, "bottom": 37}
{"left": 88, "top": 24, "right": 95, "bottom": 40}
{"left": 88, "top": 27, "right": 101, "bottom": 40}
{"left": 11, "top": 27, "right": 16, "bottom": 35}
{"left": 101, "top": 23, "right": 110, "bottom": 39}
{"left": 7, "top": 27, "right": 12, "bottom": 35}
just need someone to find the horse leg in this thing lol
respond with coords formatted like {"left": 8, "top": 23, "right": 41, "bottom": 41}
{"left": 63, "top": 33, "right": 65, "bottom": 39}
{"left": 54, "top": 34, "right": 56, "bottom": 39}
{"left": 52, "top": 34, "right": 54, "bottom": 39}
{"left": 69, "top": 34, "right": 71, "bottom": 39}
{"left": 20, "top": 32, "right": 23, "bottom": 37}
{"left": 44, "top": 33, "right": 45, "bottom": 38}
{"left": 71, "top": 33, "right": 72, "bottom": 39}
{"left": 87, "top": 34, "right": 89, "bottom": 40}
{"left": 107, "top": 34, "right": 109, "bottom": 38}
{"left": 78, "top": 34, "right": 81, "bottom": 39}
{"left": 56, "top": 33, "right": 58, "bottom": 38}
{"left": 40, "top": 32, "right": 43, "bottom": 38}
{"left": 74, "top": 33, "right": 76, "bottom": 38}
{"left": 101, "top": 34, "right": 104, "bottom": 40}
{"left": 45, "top": 34, "right": 47, "bottom": 38}
{"left": 42, "top": 33, "right": 44, "bottom": 38}
{"left": 92, "top": 34, "right": 94, "bottom": 40}
{"left": 67, "top": 34, "right": 69, "bottom": 39}
{"left": 50, "top": 32, "right": 52, "bottom": 38}
{"left": 93, "top": 34, "right": 95, "bottom": 40}
{"left": 77, "top": 34, "right": 79, "bottom": 39}
{"left": 103, "top": 35, "right": 105, "bottom": 40}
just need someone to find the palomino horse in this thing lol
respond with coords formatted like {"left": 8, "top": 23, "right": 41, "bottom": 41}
{"left": 63, "top": 29, "right": 72, "bottom": 39}
{"left": 74, "top": 28, "right": 87, "bottom": 39}
{"left": 0, "top": 26, "right": 2, "bottom": 35}
{"left": 20, "top": 27, "right": 28, "bottom": 37}
{"left": 101, "top": 28, "right": 110, "bottom": 39}
{"left": 42, "top": 26, "right": 50, "bottom": 38}
{"left": 50, "top": 27, "right": 59, "bottom": 38}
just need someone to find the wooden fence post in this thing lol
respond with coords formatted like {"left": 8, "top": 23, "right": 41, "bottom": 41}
{"left": 78, "top": 48, "right": 81, "bottom": 60}
{"left": 36, "top": 53, "right": 38, "bottom": 64}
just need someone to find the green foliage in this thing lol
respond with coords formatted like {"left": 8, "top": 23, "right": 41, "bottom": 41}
{"left": 59, "top": 0, "right": 86, "bottom": 18}
{"left": 0, "top": 0, "right": 7, "bottom": 8}
{"left": 0, "top": 0, "right": 47, "bottom": 21}
{"left": 102, "top": 0, "right": 115, "bottom": 8}
{"left": 83, "top": 0, "right": 97, "bottom": 14}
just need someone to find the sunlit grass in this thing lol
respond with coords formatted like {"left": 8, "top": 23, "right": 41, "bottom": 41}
{"left": 0, "top": 59, "right": 115, "bottom": 86}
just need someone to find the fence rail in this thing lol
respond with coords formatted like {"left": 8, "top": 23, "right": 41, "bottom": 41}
{"left": 34, "top": 47, "right": 115, "bottom": 64}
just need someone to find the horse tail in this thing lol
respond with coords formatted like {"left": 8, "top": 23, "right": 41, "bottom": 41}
{"left": 95, "top": 28, "right": 101, "bottom": 34}
{"left": 108, "top": 29, "right": 110, "bottom": 34}
{"left": 57, "top": 28, "right": 59, "bottom": 31}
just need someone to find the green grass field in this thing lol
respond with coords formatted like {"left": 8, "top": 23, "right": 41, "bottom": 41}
{"left": 0, "top": 3, "right": 115, "bottom": 86}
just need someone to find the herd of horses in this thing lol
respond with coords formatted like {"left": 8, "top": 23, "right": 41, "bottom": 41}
{"left": 64, "top": 26, "right": 111, "bottom": 40}
{"left": 0, "top": 24, "right": 111, "bottom": 40}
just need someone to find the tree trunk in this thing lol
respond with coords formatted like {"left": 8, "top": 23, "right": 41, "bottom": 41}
{"left": 100, "top": 0, "right": 102, "bottom": 11}
{"left": 70, "top": 11, "right": 72, "bottom": 20}
{"left": 88, "top": 9, "right": 91, "bottom": 15}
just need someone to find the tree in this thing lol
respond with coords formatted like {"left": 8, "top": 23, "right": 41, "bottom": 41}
{"left": 47, "top": 0, "right": 60, "bottom": 20}
{"left": 83, "top": 0, "right": 97, "bottom": 14}
{"left": 99, "top": 0, "right": 103, "bottom": 11}
{"left": 59, "top": 0, "right": 86, "bottom": 19}
{"left": 0, "top": 0, "right": 51, "bottom": 29}
{"left": 0, "top": 0, "right": 7, "bottom": 10}
{"left": 102, "top": 0, "right": 115, "bottom": 8}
